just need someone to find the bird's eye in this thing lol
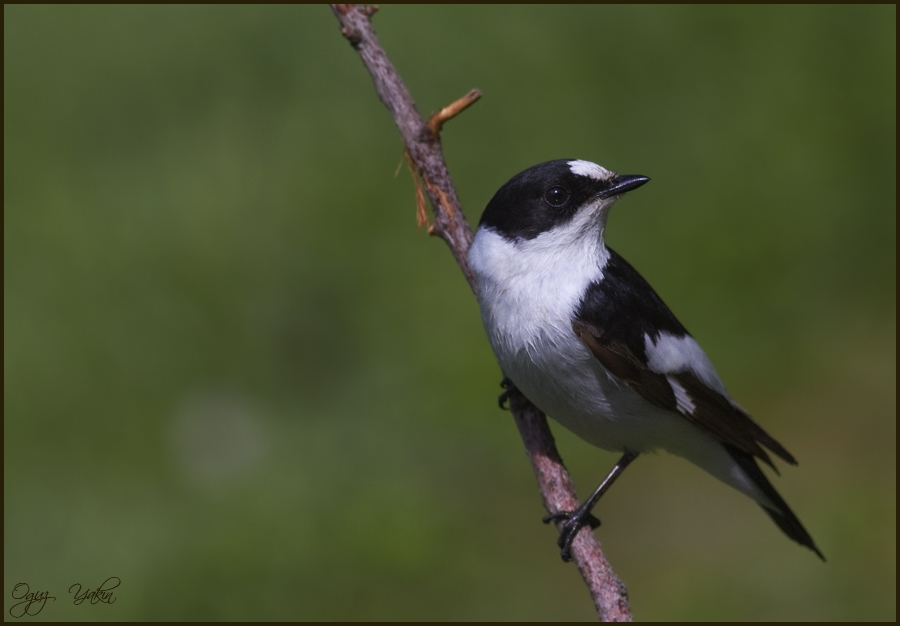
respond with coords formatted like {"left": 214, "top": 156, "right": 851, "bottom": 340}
{"left": 544, "top": 186, "right": 570, "bottom": 208}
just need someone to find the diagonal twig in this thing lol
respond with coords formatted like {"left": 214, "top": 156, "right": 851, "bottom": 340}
{"left": 329, "top": 5, "right": 632, "bottom": 621}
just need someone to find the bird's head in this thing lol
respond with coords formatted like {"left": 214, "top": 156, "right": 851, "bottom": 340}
{"left": 477, "top": 159, "right": 649, "bottom": 245}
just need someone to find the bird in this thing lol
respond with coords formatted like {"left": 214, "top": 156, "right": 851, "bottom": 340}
{"left": 467, "top": 158, "right": 823, "bottom": 562}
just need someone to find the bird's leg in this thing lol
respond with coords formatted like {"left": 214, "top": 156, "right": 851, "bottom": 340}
{"left": 498, "top": 376, "right": 518, "bottom": 410}
{"left": 543, "top": 450, "right": 640, "bottom": 562}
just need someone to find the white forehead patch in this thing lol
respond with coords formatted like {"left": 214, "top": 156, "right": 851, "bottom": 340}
{"left": 568, "top": 160, "right": 614, "bottom": 181}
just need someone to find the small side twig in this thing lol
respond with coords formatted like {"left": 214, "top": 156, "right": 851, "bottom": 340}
{"left": 428, "top": 89, "right": 482, "bottom": 135}
{"left": 330, "top": 5, "right": 632, "bottom": 621}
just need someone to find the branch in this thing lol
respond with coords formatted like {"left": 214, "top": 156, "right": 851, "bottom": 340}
{"left": 330, "top": 5, "right": 632, "bottom": 621}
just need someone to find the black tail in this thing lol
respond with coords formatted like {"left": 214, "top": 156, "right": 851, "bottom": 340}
{"left": 727, "top": 446, "right": 825, "bottom": 561}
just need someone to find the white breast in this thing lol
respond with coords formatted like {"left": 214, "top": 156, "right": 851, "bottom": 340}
{"left": 468, "top": 224, "right": 634, "bottom": 447}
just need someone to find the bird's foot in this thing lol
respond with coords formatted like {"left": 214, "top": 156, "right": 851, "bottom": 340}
{"left": 498, "top": 377, "right": 518, "bottom": 410}
{"left": 542, "top": 510, "right": 601, "bottom": 562}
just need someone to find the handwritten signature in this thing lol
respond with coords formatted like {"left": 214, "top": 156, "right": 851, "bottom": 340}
{"left": 8, "top": 584, "right": 55, "bottom": 618}
{"left": 8, "top": 578, "right": 119, "bottom": 618}
{"left": 69, "top": 577, "right": 120, "bottom": 606}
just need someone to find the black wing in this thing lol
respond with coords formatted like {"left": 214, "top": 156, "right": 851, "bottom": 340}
{"left": 574, "top": 249, "right": 824, "bottom": 559}
{"left": 573, "top": 248, "right": 794, "bottom": 468}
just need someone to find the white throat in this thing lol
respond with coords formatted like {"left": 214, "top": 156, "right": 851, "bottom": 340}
{"left": 469, "top": 200, "right": 613, "bottom": 305}
{"left": 468, "top": 202, "right": 613, "bottom": 371}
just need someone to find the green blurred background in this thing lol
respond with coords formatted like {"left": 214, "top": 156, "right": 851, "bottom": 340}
{"left": 4, "top": 5, "right": 895, "bottom": 621}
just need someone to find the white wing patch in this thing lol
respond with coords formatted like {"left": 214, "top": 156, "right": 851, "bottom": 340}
{"left": 644, "top": 331, "right": 727, "bottom": 395}
{"left": 666, "top": 375, "right": 696, "bottom": 415}
{"left": 568, "top": 160, "right": 614, "bottom": 181}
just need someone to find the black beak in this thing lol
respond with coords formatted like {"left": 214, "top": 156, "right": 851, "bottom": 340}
{"left": 597, "top": 175, "right": 650, "bottom": 199}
